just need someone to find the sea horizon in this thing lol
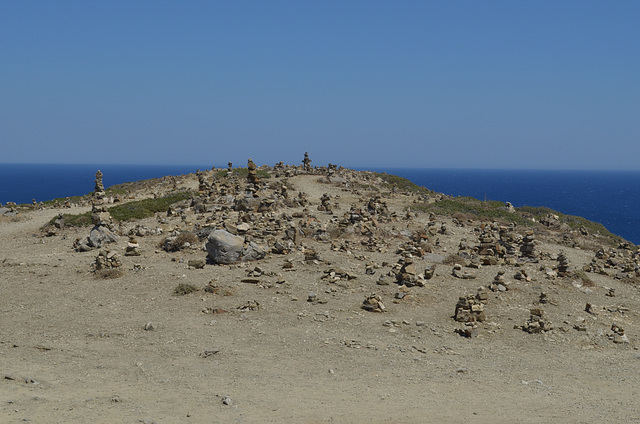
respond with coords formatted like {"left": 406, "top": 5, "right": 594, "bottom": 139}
{"left": 1, "top": 163, "right": 639, "bottom": 245}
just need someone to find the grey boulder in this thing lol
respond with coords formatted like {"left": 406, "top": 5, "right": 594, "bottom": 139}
{"left": 205, "top": 229, "right": 265, "bottom": 264}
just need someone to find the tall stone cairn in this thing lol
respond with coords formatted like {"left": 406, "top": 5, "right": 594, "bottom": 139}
{"left": 91, "top": 170, "right": 111, "bottom": 226}
{"left": 520, "top": 231, "right": 537, "bottom": 260}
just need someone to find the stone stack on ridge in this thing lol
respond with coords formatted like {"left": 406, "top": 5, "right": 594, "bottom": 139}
{"left": 75, "top": 170, "right": 119, "bottom": 251}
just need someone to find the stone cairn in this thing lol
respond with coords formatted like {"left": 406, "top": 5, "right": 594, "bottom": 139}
{"left": 317, "top": 193, "right": 333, "bottom": 213}
{"left": 75, "top": 170, "right": 118, "bottom": 251}
{"left": 125, "top": 236, "right": 141, "bottom": 256}
{"left": 361, "top": 294, "right": 386, "bottom": 312}
{"left": 302, "top": 152, "right": 312, "bottom": 171}
{"left": 394, "top": 257, "right": 426, "bottom": 287}
{"left": 499, "top": 227, "right": 521, "bottom": 264}
{"left": 520, "top": 231, "right": 537, "bottom": 260}
{"left": 454, "top": 288, "right": 489, "bottom": 337}
{"left": 454, "top": 289, "right": 488, "bottom": 323}
{"left": 521, "top": 308, "right": 552, "bottom": 333}
{"left": 490, "top": 270, "right": 509, "bottom": 292}
{"left": 197, "top": 170, "right": 211, "bottom": 195}
{"left": 556, "top": 250, "right": 571, "bottom": 277}
{"left": 94, "top": 249, "right": 122, "bottom": 270}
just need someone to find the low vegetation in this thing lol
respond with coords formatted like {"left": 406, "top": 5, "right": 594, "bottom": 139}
{"left": 108, "top": 192, "right": 192, "bottom": 221}
{"left": 373, "top": 172, "right": 431, "bottom": 194}
{"left": 174, "top": 283, "right": 199, "bottom": 296}
{"left": 415, "top": 196, "right": 623, "bottom": 246}
{"left": 43, "top": 191, "right": 193, "bottom": 229}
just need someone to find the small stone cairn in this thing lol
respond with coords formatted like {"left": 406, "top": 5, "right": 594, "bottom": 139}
{"left": 520, "top": 231, "right": 537, "bottom": 260}
{"left": 361, "top": 294, "right": 386, "bottom": 312}
{"left": 454, "top": 288, "right": 488, "bottom": 323}
{"left": 125, "top": 236, "right": 141, "bottom": 256}
{"left": 302, "top": 152, "right": 312, "bottom": 171}
{"left": 317, "top": 193, "right": 332, "bottom": 213}
{"left": 395, "top": 257, "right": 426, "bottom": 287}
{"left": 521, "top": 308, "right": 552, "bottom": 333}
{"left": 94, "top": 249, "right": 122, "bottom": 270}
{"left": 556, "top": 250, "right": 571, "bottom": 277}
{"left": 490, "top": 270, "right": 509, "bottom": 292}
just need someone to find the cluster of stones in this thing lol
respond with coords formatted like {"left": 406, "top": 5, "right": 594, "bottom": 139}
{"left": 609, "top": 323, "right": 629, "bottom": 344}
{"left": 499, "top": 226, "right": 522, "bottom": 264}
{"left": 490, "top": 270, "right": 509, "bottom": 292}
{"left": 47, "top": 153, "right": 640, "bottom": 348}
{"left": 452, "top": 263, "right": 476, "bottom": 279}
{"left": 584, "top": 243, "right": 640, "bottom": 279}
{"left": 125, "top": 236, "right": 141, "bottom": 256}
{"left": 94, "top": 249, "right": 122, "bottom": 270}
{"left": 454, "top": 289, "right": 488, "bottom": 336}
{"left": 393, "top": 257, "right": 427, "bottom": 287}
{"left": 477, "top": 225, "right": 502, "bottom": 258}
{"left": 317, "top": 193, "right": 333, "bottom": 213}
{"left": 521, "top": 308, "right": 552, "bottom": 333}
{"left": 361, "top": 294, "right": 386, "bottom": 312}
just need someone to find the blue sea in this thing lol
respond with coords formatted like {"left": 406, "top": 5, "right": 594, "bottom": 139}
{"left": 1, "top": 164, "right": 639, "bottom": 245}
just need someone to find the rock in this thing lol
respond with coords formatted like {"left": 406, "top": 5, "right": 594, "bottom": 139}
{"left": 205, "top": 230, "right": 265, "bottom": 264}
{"left": 362, "top": 294, "right": 386, "bottom": 312}
{"left": 88, "top": 225, "right": 118, "bottom": 248}
{"left": 187, "top": 259, "right": 206, "bottom": 269}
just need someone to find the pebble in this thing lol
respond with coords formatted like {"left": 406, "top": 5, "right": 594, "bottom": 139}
{"left": 222, "top": 396, "right": 232, "bottom": 406}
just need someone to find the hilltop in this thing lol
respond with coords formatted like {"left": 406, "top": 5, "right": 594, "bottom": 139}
{"left": 2, "top": 163, "right": 640, "bottom": 423}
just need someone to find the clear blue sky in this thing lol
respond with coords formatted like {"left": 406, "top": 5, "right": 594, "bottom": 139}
{"left": 2, "top": 1, "right": 638, "bottom": 169}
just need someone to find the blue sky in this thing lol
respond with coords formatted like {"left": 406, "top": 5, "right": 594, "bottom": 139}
{"left": 2, "top": 1, "right": 638, "bottom": 169}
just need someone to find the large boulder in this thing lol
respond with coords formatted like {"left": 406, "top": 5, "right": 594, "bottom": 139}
{"left": 205, "top": 229, "right": 265, "bottom": 264}
{"left": 88, "top": 225, "right": 119, "bottom": 248}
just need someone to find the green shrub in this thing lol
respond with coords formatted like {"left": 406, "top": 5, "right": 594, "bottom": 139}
{"left": 42, "top": 191, "right": 193, "bottom": 229}
{"left": 373, "top": 172, "right": 430, "bottom": 194}
{"left": 107, "top": 192, "right": 192, "bottom": 221}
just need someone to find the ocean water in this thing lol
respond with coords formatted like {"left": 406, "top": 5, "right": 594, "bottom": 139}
{"left": 0, "top": 163, "right": 209, "bottom": 205}
{"left": 1, "top": 164, "right": 638, "bottom": 245}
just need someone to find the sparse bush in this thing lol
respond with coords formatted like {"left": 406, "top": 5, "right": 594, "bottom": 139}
{"left": 373, "top": 173, "right": 430, "bottom": 194}
{"left": 174, "top": 283, "right": 199, "bottom": 295}
{"left": 442, "top": 254, "right": 466, "bottom": 266}
{"left": 94, "top": 269, "right": 124, "bottom": 279}
{"left": 162, "top": 232, "right": 199, "bottom": 252}
{"left": 572, "top": 270, "right": 595, "bottom": 287}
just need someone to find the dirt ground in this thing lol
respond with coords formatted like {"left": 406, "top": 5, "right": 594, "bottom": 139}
{"left": 2, "top": 170, "right": 640, "bottom": 423}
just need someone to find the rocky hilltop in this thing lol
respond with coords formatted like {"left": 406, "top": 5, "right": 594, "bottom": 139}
{"left": 2, "top": 159, "right": 640, "bottom": 423}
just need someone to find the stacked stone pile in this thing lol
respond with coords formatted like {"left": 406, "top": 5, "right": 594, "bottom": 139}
{"left": 394, "top": 257, "right": 426, "bottom": 287}
{"left": 454, "top": 289, "right": 488, "bottom": 323}
{"left": 75, "top": 170, "right": 119, "bottom": 251}
{"left": 520, "top": 231, "right": 537, "bottom": 260}
{"left": 521, "top": 308, "right": 552, "bottom": 333}
{"left": 94, "top": 249, "right": 122, "bottom": 270}
{"left": 556, "top": 250, "right": 572, "bottom": 277}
